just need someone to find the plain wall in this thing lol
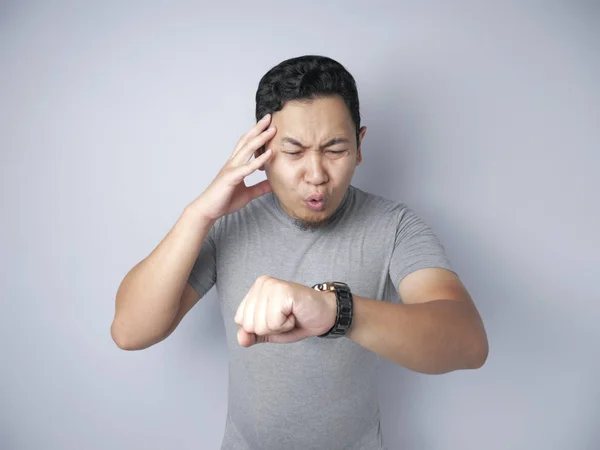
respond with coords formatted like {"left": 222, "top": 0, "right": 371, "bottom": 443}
{"left": 1, "top": 1, "right": 598, "bottom": 449}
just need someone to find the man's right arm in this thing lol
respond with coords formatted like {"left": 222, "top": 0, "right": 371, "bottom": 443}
{"left": 110, "top": 113, "right": 277, "bottom": 351}
{"left": 110, "top": 205, "right": 215, "bottom": 351}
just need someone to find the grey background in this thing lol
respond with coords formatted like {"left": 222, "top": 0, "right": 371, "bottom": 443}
{"left": 1, "top": 1, "right": 598, "bottom": 449}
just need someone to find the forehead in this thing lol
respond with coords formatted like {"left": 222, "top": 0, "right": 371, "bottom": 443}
{"left": 271, "top": 96, "right": 354, "bottom": 138}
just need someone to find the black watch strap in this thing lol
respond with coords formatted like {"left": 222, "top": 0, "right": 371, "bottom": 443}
{"left": 312, "top": 281, "right": 353, "bottom": 338}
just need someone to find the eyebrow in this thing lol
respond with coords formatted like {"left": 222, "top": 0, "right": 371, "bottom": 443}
{"left": 280, "top": 136, "right": 350, "bottom": 149}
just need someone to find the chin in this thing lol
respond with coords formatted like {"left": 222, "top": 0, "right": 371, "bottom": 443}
{"left": 293, "top": 211, "right": 331, "bottom": 231}
{"left": 294, "top": 218, "right": 330, "bottom": 231}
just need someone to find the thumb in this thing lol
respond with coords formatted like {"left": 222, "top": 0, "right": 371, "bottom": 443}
{"left": 237, "top": 328, "right": 264, "bottom": 347}
{"left": 279, "top": 314, "right": 295, "bottom": 332}
{"left": 237, "top": 321, "right": 306, "bottom": 347}
{"left": 265, "top": 327, "right": 309, "bottom": 344}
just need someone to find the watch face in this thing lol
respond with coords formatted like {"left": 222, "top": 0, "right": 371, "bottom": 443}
{"left": 312, "top": 282, "right": 349, "bottom": 292}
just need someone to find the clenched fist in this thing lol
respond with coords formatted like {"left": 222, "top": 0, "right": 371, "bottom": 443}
{"left": 234, "top": 276, "right": 337, "bottom": 347}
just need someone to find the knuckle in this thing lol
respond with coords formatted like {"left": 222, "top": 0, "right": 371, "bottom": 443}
{"left": 242, "top": 320, "right": 253, "bottom": 333}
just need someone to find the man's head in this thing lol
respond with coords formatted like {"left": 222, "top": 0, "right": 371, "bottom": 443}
{"left": 254, "top": 55, "right": 367, "bottom": 230}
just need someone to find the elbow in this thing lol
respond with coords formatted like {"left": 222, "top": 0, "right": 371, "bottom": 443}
{"left": 466, "top": 330, "right": 489, "bottom": 370}
{"left": 110, "top": 321, "right": 135, "bottom": 350}
{"left": 110, "top": 320, "right": 149, "bottom": 351}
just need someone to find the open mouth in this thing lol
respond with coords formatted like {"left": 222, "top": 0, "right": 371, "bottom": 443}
{"left": 306, "top": 197, "right": 326, "bottom": 211}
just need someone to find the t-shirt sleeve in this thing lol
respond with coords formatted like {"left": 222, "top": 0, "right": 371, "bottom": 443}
{"left": 389, "top": 205, "right": 455, "bottom": 293}
{"left": 187, "top": 221, "right": 218, "bottom": 298}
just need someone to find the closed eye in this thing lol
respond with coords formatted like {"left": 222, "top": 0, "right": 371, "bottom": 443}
{"left": 283, "top": 150, "right": 347, "bottom": 155}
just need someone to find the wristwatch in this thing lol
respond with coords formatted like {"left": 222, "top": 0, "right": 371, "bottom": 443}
{"left": 312, "top": 281, "right": 354, "bottom": 338}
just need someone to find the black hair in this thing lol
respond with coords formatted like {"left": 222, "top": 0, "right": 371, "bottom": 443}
{"left": 255, "top": 55, "right": 361, "bottom": 144}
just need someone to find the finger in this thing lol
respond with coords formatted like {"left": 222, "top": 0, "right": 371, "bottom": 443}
{"left": 232, "top": 114, "right": 270, "bottom": 156}
{"left": 242, "top": 287, "right": 257, "bottom": 334}
{"left": 233, "top": 149, "right": 273, "bottom": 182}
{"left": 239, "top": 326, "right": 305, "bottom": 346}
{"left": 237, "top": 328, "right": 267, "bottom": 347}
{"left": 264, "top": 327, "right": 307, "bottom": 344}
{"left": 233, "top": 285, "right": 254, "bottom": 326}
{"left": 231, "top": 126, "right": 276, "bottom": 166}
{"left": 266, "top": 296, "right": 295, "bottom": 334}
{"left": 234, "top": 291, "right": 250, "bottom": 325}
{"left": 253, "top": 292, "right": 269, "bottom": 336}
{"left": 231, "top": 114, "right": 271, "bottom": 158}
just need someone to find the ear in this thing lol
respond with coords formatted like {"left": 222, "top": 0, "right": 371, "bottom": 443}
{"left": 356, "top": 126, "right": 367, "bottom": 166}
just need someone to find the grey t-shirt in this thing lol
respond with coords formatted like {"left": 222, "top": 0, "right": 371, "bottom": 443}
{"left": 188, "top": 184, "right": 454, "bottom": 450}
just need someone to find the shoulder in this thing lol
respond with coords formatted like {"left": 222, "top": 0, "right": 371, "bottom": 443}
{"left": 348, "top": 187, "right": 439, "bottom": 241}
{"left": 349, "top": 185, "right": 410, "bottom": 220}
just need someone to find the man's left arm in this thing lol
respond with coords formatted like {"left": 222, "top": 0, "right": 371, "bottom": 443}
{"left": 346, "top": 267, "right": 488, "bottom": 374}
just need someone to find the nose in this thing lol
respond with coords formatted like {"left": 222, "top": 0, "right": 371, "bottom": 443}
{"left": 303, "top": 152, "right": 328, "bottom": 185}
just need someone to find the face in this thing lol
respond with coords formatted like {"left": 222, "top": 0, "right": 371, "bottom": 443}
{"left": 257, "top": 96, "right": 367, "bottom": 230}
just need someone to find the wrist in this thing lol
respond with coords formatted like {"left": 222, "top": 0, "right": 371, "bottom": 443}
{"left": 312, "top": 282, "right": 354, "bottom": 338}
{"left": 323, "top": 291, "right": 338, "bottom": 332}
{"left": 183, "top": 202, "right": 218, "bottom": 227}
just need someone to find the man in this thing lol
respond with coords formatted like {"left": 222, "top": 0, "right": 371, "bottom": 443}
{"left": 111, "top": 55, "right": 488, "bottom": 450}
